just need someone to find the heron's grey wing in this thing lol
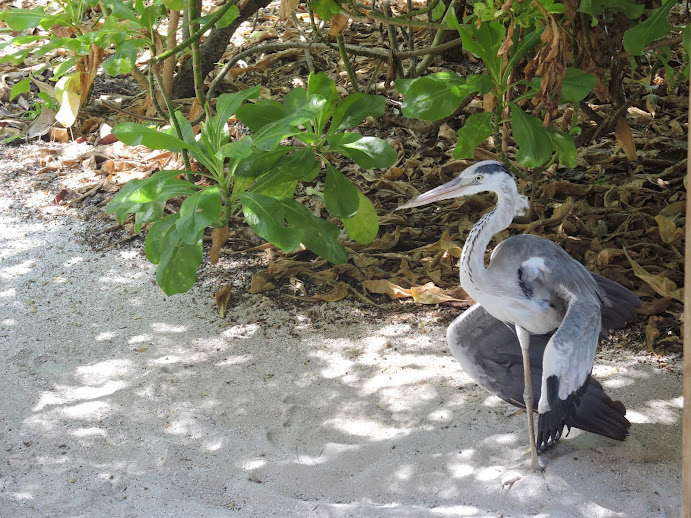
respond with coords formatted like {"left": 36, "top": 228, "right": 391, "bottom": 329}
{"left": 536, "top": 291, "right": 602, "bottom": 448}
{"left": 447, "top": 304, "right": 629, "bottom": 445}
{"left": 593, "top": 273, "right": 641, "bottom": 333}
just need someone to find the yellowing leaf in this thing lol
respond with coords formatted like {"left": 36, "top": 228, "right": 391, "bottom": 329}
{"left": 55, "top": 73, "right": 81, "bottom": 128}
{"left": 410, "top": 282, "right": 467, "bottom": 304}
{"left": 625, "top": 250, "right": 683, "bottom": 302}
{"left": 215, "top": 285, "right": 232, "bottom": 318}
{"left": 614, "top": 117, "right": 637, "bottom": 161}
{"left": 654, "top": 214, "right": 683, "bottom": 244}
{"left": 363, "top": 279, "right": 412, "bottom": 299}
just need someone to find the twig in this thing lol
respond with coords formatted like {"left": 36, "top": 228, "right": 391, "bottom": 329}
{"left": 337, "top": 35, "right": 361, "bottom": 92}
{"left": 99, "top": 100, "right": 167, "bottom": 123}
{"left": 67, "top": 180, "right": 105, "bottom": 206}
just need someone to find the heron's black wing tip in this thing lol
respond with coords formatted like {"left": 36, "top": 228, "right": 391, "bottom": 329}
{"left": 537, "top": 375, "right": 585, "bottom": 450}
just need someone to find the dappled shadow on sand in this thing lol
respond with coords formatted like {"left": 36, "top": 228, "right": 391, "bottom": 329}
{"left": 0, "top": 216, "right": 682, "bottom": 518}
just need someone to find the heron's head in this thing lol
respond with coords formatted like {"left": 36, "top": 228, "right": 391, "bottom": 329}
{"left": 398, "top": 160, "right": 514, "bottom": 209}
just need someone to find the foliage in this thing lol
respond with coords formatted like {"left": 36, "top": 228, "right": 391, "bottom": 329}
{"left": 394, "top": 0, "right": 684, "bottom": 170}
{"left": 106, "top": 73, "right": 395, "bottom": 295}
{"left": 0, "top": 0, "right": 239, "bottom": 126}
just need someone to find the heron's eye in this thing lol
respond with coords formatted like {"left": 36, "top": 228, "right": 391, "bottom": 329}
{"left": 475, "top": 174, "right": 483, "bottom": 182}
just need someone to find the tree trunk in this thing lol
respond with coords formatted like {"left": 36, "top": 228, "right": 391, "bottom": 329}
{"left": 171, "top": 0, "right": 273, "bottom": 99}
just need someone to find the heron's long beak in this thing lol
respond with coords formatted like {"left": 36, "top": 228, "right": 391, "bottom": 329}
{"left": 397, "top": 177, "right": 470, "bottom": 210}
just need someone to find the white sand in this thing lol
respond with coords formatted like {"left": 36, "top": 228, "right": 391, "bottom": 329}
{"left": 0, "top": 181, "right": 682, "bottom": 517}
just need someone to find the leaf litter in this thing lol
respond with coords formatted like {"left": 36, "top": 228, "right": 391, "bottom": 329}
{"left": 0, "top": 0, "right": 686, "bottom": 353}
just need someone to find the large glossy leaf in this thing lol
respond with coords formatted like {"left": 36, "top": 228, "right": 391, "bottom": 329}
{"left": 249, "top": 169, "right": 298, "bottom": 198}
{"left": 397, "top": 73, "right": 492, "bottom": 120}
{"left": 342, "top": 192, "right": 379, "bottom": 244}
{"left": 239, "top": 192, "right": 302, "bottom": 251}
{"left": 235, "top": 147, "right": 292, "bottom": 179}
{"left": 308, "top": 72, "right": 338, "bottom": 133}
{"left": 155, "top": 226, "right": 203, "bottom": 296}
{"left": 251, "top": 97, "right": 326, "bottom": 150}
{"left": 453, "top": 112, "right": 493, "bottom": 159}
{"left": 215, "top": 86, "right": 261, "bottom": 130}
{"left": 330, "top": 93, "right": 386, "bottom": 133}
{"left": 235, "top": 99, "right": 286, "bottom": 132}
{"left": 328, "top": 133, "right": 397, "bottom": 169}
{"left": 548, "top": 128, "right": 577, "bottom": 168}
{"left": 324, "top": 162, "right": 359, "bottom": 218}
{"left": 145, "top": 213, "right": 179, "bottom": 264}
{"left": 176, "top": 187, "right": 223, "bottom": 245}
{"left": 281, "top": 199, "right": 348, "bottom": 264}
{"left": 102, "top": 39, "right": 145, "bottom": 76}
{"left": 579, "top": 0, "right": 644, "bottom": 18}
{"left": 456, "top": 21, "right": 505, "bottom": 82}
{"left": 560, "top": 68, "right": 597, "bottom": 103}
{"left": 511, "top": 104, "right": 552, "bottom": 168}
{"left": 106, "top": 170, "right": 194, "bottom": 225}
{"left": 274, "top": 148, "right": 321, "bottom": 181}
{"left": 113, "top": 122, "right": 192, "bottom": 152}
{"left": 0, "top": 7, "right": 46, "bottom": 31}
{"left": 311, "top": 0, "right": 341, "bottom": 20}
{"left": 623, "top": 0, "right": 674, "bottom": 56}
{"left": 216, "top": 136, "right": 253, "bottom": 160}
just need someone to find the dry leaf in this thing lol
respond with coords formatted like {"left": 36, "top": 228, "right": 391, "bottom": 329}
{"left": 363, "top": 279, "right": 412, "bottom": 299}
{"left": 625, "top": 250, "right": 683, "bottom": 302}
{"left": 328, "top": 14, "right": 349, "bottom": 38}
{"left": 279, "top": 0, "right": 301, "bottom": 20}
{"left": 654, "top": 214, "right": 683, "bottom": 244}
{"left": 614, "top": 117, "right": 637, "bottom": 160}
{"left": 410, "top": 282, "right": 467, "bottom": 304}
{"left": 248, "top": 273, "right": 275, "bottom": 294}
{"left": 210, "top": 226, "right": 230, "bottom": 264}
{"left": 290, "top": 282, "right": 349, "bottom": 302}
{"left": 645, "top": 316, "right": 660, "bottom": 351}
{"left": 215, "top": 285, "right": 232, "bottom": 318}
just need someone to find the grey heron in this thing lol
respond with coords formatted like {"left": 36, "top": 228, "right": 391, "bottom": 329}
{"left": 399, "top": 160, "right": 640, "bottom": 472}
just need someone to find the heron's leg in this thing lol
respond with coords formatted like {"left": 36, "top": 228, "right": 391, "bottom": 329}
{"left": 516, "top": 325, "right": 541, "bottom": 473}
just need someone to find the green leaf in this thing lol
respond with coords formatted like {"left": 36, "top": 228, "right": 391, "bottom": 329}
{"left": 548, "top": 128, "right": 577, "bottom": 168}
{"left": 217, "top": 136, "right": 253, "bottom": 159}
{"left": 53, "top": 55, "right": 79, "bottom": 80}
{"left": 176, "top": 186, "right": 223, "bottom": 245}
{"left": 308, "top": 72, "right": 338, "bottom": 133}
{"left": 330, "top": 93, "right": 386, "bottom": 133}
{"left": 281, "top": 198, "right": 347, "bottom": 264}
{"left": 252, "top": 97, "right": 327, "bottom": 150}
{"left": 214, "top": 86, "right": 261, "bottom": 131}
{"left": 155, "top": 226, "right": 203, "bottom": 296}
{"left": 113, "top": 122, "right": 192, "bottom": 151}
{"left": 216, "top": 5, "right": 240, "bottom": 28}
{"left": 504, "top": 26, "right": 544, "bottom": 80}
{"left": 102, "top": 39, "right": 145, "bottom": 76}
{"left": 623, "top": 0, "right": 674, "bottom": 56}
{"left": 510, "top": 104, "right": 552, "bottom": 168}
{"left": 456, "top": 21, "right": 505, "bottom": 83}
{"left": 250, "top": 169, "right": 298, "bottom": 198}
{"left": 106, "top": 170, "right": 195, "bottom": 225}
{"left": 324, "top": 162, "right": 359, "bottom": 218}
{"left": 235, "top": 147, "right": 292, "bottom": 179}
{"left": 327, "top": 133, "right": 397, "bottom": 169}
{"left": 236, "top": 99, "right": 287, "bottom": 131}
{"left": 453, "top": 112, "right": 493, "bottom": 159}
{"left": 0, "top": 7, "right": 46, "bottom": 31}
{"left": 342, "top": 192, "right": 378, "bottom": 244}
{"left": 161, "top": 0, "right": 185, "bottom": 9}
{"left": 10, "top": 77, "right": 30, "bottom": 101}
{"left": 397, "top": 73, "right": 492, "bottom": 120}
{"left": 579, "top": 0, "right": 644, "bottom": 18}
{"left": 311, "top": 0, "right": 341, "bottom": 20}
{"left": 145, "top": 213, "right": 179, "bottom": 264}
{"left": 560, "top": 67, "right": 597, "bottom": 103}
{"left": 0, "top": 48, "right": 34, "bottom": 65}
{"left": 273, "top": 147, "right": 321, "bottom": 181}
{"left": 240, "top": 192, "right": 302, "bottom": 251}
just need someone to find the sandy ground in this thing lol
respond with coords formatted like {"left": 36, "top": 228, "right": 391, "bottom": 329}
{"left": 0, "top": 145, "right": 683, "bottom": 517}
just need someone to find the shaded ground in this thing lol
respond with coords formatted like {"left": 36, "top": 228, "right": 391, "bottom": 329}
{"left": 0, "top": 143, "right": 683, "bottom": 517}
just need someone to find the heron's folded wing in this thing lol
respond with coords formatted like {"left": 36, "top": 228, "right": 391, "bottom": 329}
{"left": 537, "top": 293, "right": 601, "bottom": 448}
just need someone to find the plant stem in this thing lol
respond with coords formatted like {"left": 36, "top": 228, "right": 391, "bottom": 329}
{"left": 153, "top": 69, "right": 193, "bottom": 181}
{"left": 188, "top": 0, "right": 206, "bottom": 109}
{"left": 152, "top": 0, "right": 238, "bottom": 64}
{"left": 337, "top": 35, "right": 361, "bottom": 93}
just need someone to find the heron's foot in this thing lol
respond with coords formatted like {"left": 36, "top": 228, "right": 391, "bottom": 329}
{"left": 501, "top": 456, "right": 544, "bottom": 490}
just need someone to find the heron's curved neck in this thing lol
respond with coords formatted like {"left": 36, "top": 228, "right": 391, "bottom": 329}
{"left": 460, "top": 181, "right": 518, "bottom": 295}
